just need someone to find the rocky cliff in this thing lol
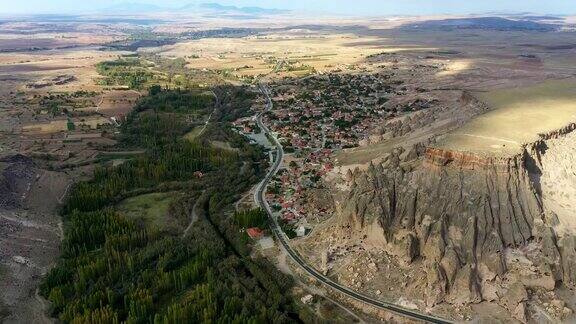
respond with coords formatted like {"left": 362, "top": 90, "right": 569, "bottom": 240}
{"left": 327, "top": 125, "right": 576, "bottom": 322}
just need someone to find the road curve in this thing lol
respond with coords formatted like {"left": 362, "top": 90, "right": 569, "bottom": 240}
{"left": 253, "top": 84, "right": 453, "bottom": 324}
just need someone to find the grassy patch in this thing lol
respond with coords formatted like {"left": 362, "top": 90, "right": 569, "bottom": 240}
{"left": 117, "top": 192, "right": 180, "bottom": 231}
{"left": 184, "top": 126, "right": 203, "bottom": 142}
{"left": 96, "top": 58, "right": 155, "bottom": 90}
{"left": 233, "top": 208, "right": 268, "bottom": 229}
{"left": 210, "top": 140, "right": 238, "bottom": 152}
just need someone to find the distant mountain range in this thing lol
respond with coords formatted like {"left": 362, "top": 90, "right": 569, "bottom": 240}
{"left": 402, "top": 17, "right": 560, "bottom": 32}
{"left": 103, "top": 2, "right": 288, "bottom": 15}
{"left": 104, "top": 2, "right": 163, "bottom": 13}
{"left": 195, "top": 3, "right": 287, "bottom": 14}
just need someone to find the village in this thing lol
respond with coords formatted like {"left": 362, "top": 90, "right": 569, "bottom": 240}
{"left": 232, "top": 69, "right": 422, "bottom": 238}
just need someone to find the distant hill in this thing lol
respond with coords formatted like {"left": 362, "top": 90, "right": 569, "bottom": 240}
{"left": 102, "top": 2, "right": 288, "bottom": 15}
{"left": 518, "top": 15, "right": 565, "bottom": 22}
{"left": 402, "top": 17, "right": 559, "bottom": 32}
{"left": 194, "top": 3, "right": 287, "bottom": 14}
{"left": 104, "top": 2, "right": 164, "bottom": 13}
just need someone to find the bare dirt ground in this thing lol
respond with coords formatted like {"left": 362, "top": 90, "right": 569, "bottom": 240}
{"left": 0, "top": 45, "right": 136, "bottom": 162}
{"left": 92, "top": 90, "right": 141, "bottom": 116}
{"left": 0, "top": 161, "right": 69, "bottom": 323}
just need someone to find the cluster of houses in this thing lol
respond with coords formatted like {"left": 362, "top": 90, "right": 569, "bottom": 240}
{"left": 264, "top": 149, "right": 334, "bottom": 232}
{"left": 267, "top": 72, "right": 399, "bottom": 152}
{"left": 266, "top": 168, "right": 308, "bottom": 221}
{"left": 233, "top": 71, "right": 409, "bottom": 240}
{"left": 231, "top": 116, "right": 257, "bottom": 134}
{"left": 245, "top": 72, "right": 404, "bottom": 236}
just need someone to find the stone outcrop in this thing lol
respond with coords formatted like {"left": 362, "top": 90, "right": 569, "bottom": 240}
{"left": 0, "top": 155, "right": 37, "bottom": 209}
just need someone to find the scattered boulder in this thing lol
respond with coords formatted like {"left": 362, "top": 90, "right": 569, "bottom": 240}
{"left": 501, "top": 282, "right": 528, "bottom": 314}
{"left": 513, "top": 301, "right": 528, "bottom": 323}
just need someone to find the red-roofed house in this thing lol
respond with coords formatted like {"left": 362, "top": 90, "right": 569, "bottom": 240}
{"left": 282, "top": 212, "right": 296, "bottom": 221}
{"left": 246, "top": 228, "right": 264, "bottom": 240}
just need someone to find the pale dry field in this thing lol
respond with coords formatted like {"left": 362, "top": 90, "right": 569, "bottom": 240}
{"left": 154, "top": 33, "right": 387, "bottom": 78}
{"left": 436, "top": 79, "right": 576, "bottom": 155}
{"left": 0, "top": 48, "right": 126, "bottom": 93}
{"left": 74, "top": 90, "right": 142, "bottom": 117}
{"left": 0, "top": 34, "right": 118, "bottom": 51}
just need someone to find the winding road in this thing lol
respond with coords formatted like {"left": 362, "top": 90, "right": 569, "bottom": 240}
{"left": 253, "top": 84, "right": 453, "bottom": 324}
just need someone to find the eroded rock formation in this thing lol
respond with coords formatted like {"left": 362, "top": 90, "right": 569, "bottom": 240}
{"left": 329, "top": 125, "right": 576, "bottom": 322}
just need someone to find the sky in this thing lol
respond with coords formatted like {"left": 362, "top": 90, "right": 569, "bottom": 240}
{"left": 1, "top": 0, "right": 575, "bottom": 15}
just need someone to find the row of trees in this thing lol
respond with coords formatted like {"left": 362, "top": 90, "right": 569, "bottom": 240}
{"left": 138, "top": 88, "right": 214, "bottom": 114}
{"left": 233, "top": 208, "right": 268, "bottom": 229}
{"left": 65, "top": 141, "right": 236, "bottom": 213}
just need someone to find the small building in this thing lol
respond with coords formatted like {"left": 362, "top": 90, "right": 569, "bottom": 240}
{"left": 246, "top": 227, "right": 264, "bottom": 240}
{"left": 301, "top": 294, "right": 314, "bottom": 305}
{"left": 296, "top": 225, "right": 307, "bottom": 237}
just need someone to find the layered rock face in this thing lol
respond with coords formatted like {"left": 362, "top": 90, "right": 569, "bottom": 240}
{"left": 332, "top": 126, "right": 576, "bottom": 321}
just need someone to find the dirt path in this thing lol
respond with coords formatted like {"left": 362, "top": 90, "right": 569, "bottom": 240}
{"left": 95, "top": 94, "right": 105, "bottom": 112}
{"left": 196, "top": 91, "right": 219, "bottom": 138}
{"left": 234, "top": 188, "right": 254, "bottom": 211}
{"left": 57, "top": 181, "right": 73, "bottom": 204}
{"left": 197, "top": 108, "right": 215, "bottom": 137}
{"left": 277, "top": 250, "right": 365, "bottom": 323}
{"left": 182, "top": 191, "right": 205, "bottom": 238}
{"left": 304, "top": 284, "right": 367, "bottom": 324}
